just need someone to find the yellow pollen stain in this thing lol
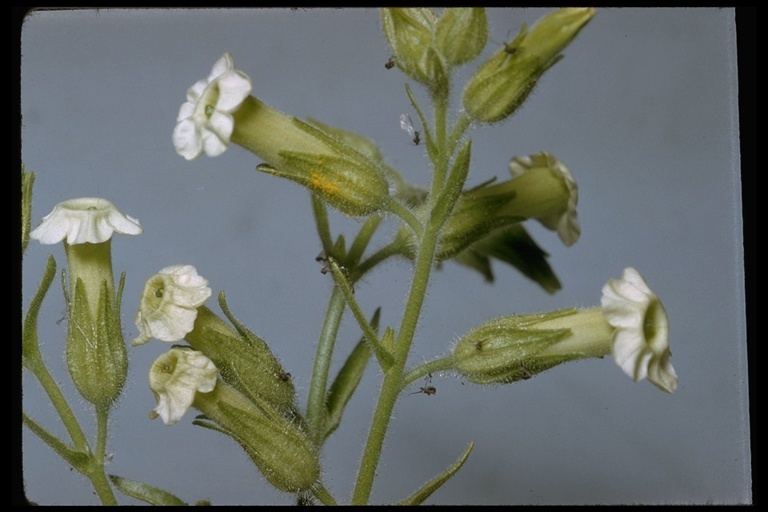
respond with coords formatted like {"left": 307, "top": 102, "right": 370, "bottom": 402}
{"left": 310, "top": 172, "right": 340, "bottom": 196}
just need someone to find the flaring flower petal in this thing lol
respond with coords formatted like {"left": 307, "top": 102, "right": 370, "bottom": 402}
{"left": 30, "top": 197, "right": 142, "bottom": 245}
{"left": 172, "top": 118, "right": 202, "bottom": 161}
{"left": 133, "top": 265, "right": 212, "bottom": 346}
{"left": 510, "top": 152, "right": 580, "bottom": 246}
{"left": 216, "top": 71, "right": 253, "bottom": 112}
{"left": 149, "top": 348, "right": 218, "bottom": 425}
{"left": 173, "top": 52, "right": 252, "bottom": 160}
{"left": 601, "top": 267, "right": 677, "bottom": 393}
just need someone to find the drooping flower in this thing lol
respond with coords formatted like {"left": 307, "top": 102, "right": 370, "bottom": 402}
{"left": 601, "top": 267, "right": 677, "bottom": 393}
{"left": 29, "top": 197, "right": 143, "bottom": 246}
{"left": 132, "top": 265, "right": 212, "bottom": 346}
{"left": 148, "top": 347, "right": 218, "bottom": 425}
{"left": 508, "top": 152, "right": 580, "bottom": 246}
{"left": 173, "top": 52, "right": 253, "bottom": 160}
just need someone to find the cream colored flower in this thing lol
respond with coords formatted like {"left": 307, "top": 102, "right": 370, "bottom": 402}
{"left": 132, "top": 265, "right": 212, "bottom": 346}
{"left": 148, "top": 347, "right": 218, "bottom": 425}
{"left": 29, "top": 197, "right": 142, "bottom": 245}
{"left": 601, "top": 267, "right": 677, "bottom": 393}
{"left": 509, "top": 152, "right": 580, "bottom": 246}
{"left": 173, "top": 52, "right": 253, "bottom": 160}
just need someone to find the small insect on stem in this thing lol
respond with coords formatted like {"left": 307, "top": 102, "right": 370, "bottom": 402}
{"left": 317, "top": 251, "right": 330, "bottom": 274}
{"left": 400, "top": 114, "right": 421, "bottom": 146}
{"left": 503, "top": 41, "right": 518, "bottom": 55}
{"left": 410, "top": 373, "right": 436, "bottom": 396}
{"left": 410, "top": 386, "right": 437, "bottom": 396}
{"left": 385, "top": 56, "right": 396, "bottom": 69}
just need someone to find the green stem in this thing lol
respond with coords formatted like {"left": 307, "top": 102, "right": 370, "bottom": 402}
{"left": 353, "top": 242, "right": 404, "bottom": 281}
{"left": 88, "top": 413, "right": 118, "bottom": 506}
{"left": 24, "top": 357, "right": 90, "bottom": 451}
{"left": 95, "top": 405, "right": 110, "bottom": 467}
{"left": 352, "top": 80, "right": 468, "bottom": 504}
{"left": 381, "top": 196, "right": 422, "bottom": 237}
{"left": 347, "top": 214, "right": 383, "bottom": 267}
{"left": 305, "top": 286, "right": 346, "bottom": 446}
{"left": 311, "top": 194, "right": 334, "bottom": 257}
{"left": 430, "top": 94, "right": 449, "bottom": 192}
{"left": 400, "top": 356, "right": 456, "bottom": 392}
{"left": 351, "top": 226, "right": 440, "bottom": 505}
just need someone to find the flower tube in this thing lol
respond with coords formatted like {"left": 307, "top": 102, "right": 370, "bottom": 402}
{"left": 29, "top": 197, "right": 142, "bottom": 406}
{"left": 454, "top": 267, "right": 677, "bottom": 392}
{"left": 172, "top": 52, "right": 390, "bottom": 216}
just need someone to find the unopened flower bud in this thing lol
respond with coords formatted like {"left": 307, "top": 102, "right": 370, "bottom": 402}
{"left": 434, "top": 8, "right": 488, "bottom": 67}
{"left": 380, "top": 8, "right": 438, "bottom": 85}
{"left": 463, "top": 8, "right": 595, "bottom": 123}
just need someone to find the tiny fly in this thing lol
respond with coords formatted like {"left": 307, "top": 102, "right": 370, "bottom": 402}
{"left": 399, "top": 114, "right": 420, "bottom": 145}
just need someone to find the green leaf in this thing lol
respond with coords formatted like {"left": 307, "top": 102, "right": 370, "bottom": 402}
{"left": 324, "top": 308, "right": 380, "bottom": 439}
{"left": 21, "top": 164, "right": 35, "bottom": 254}
{"left": 22, "top": 412, "right": 89, "bottom": 471}
{"left": 108, "top": 475, "right": 188, "bottom": 506}
{"left": 22, "top": 255, "right": 56, "bottom": 367}
{"left": 456, "top": 224, "right": 561, "bottom": 293}
{"left": 397, "top": 442, "right": 474, "bottom": 505}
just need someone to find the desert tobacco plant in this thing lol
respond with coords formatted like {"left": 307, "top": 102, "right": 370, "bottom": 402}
{"left": 22, "top": 8, "right": 678, "bottom": 505}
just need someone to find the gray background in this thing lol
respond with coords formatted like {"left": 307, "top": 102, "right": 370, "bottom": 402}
{"left": 20, "top": 8, "right": 749, "bottom": 505}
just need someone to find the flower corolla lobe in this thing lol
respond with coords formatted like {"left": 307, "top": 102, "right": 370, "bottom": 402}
{"left": 149, "top": 347, "right": 218, "bottom": 425}
{"left": 509, "top": 152, "right": 579, "bottom": 246}
{"left": 173, "top": 52, "right": 253, "bottom": 160}
{"left": 30, "top": 197, "right": 142, "bottom": 245}
{"left": 601, "top": 267, "right": 677, "bottom": 393}
{"left": 133, "top": 265, "right": 212, "bottom": 346}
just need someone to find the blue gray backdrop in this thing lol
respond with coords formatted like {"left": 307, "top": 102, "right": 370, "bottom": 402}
{"left": 21, "top": 8, "right": 749, "bottom": 505}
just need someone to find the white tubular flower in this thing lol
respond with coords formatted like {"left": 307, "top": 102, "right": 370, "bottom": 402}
{"left": 133, "top": 265, "right": 212, "bottom": 346}
{"left": 173, "top": 52, "right": 253, "bottom": 160}
{"left": 148, "top": 347, "right": 218, "bottom": 425}
{"left": 601, "top": 267, "right": 677, "bottom": 393}
{"left": 509, "top": 152, "right": 580, "bottom": 246}
{"left": 29, "top": 197, "right": 143, "bottom": 245}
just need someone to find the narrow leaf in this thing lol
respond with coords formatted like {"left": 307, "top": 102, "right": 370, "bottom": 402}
{"left": 109, "top": 475, "right": 188, "bottom": 506}
{"left": 22, "top": 255, "right": 56, "bottom": 366}
{"left": 22, "top": 412, "right": 89, "bottom": 470}
{"left": 324, "top": 308, "right": 380, "bottom": 439}
{"left": 397, "top": 442, "right": 474, "bottom": 505}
